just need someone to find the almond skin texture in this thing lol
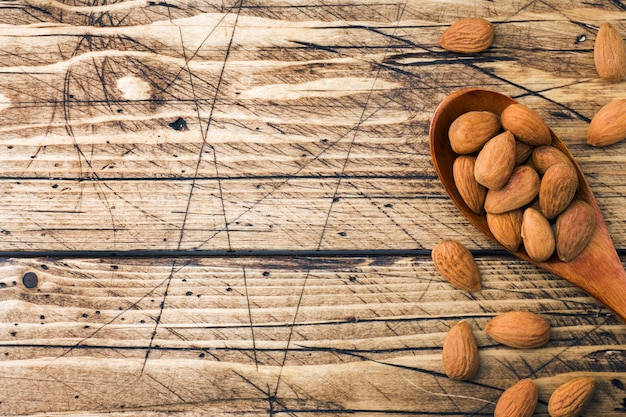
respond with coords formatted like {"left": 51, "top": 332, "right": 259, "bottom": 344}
{"left": 486, "top": 210, "right": 523, "bottom": 252}
{"left": 438, "top": 17, "right": 495, "bottom": 54}
{"left": 486, "top": 311, "right": 550, "bottom": 349}
{"left": 587, "top": 99, "right": 626, "bottom": 147}
{"left": 449, "top": 111, "right": 501, "bottom": 154}
{"left": 555, "top": 200, "right": 596, "bottom": 262}
{"left": 474, "top": 131, "right": 516, "bottom": 190}
{"left": 453, "top": 155, "right": 487, "bottom": 214}
{"left": 531, "top": 146, "right": 574, "bottom": 175}
{"left": 540, "top": 164, "right": 579, "bottom": 220}
{"left": 484, "top": 165, "right": 540, "bottom": 214}
{"left": 432, "top": 240, "right": 481, "bottom": 292}
{"left": 494, "top": 379, "right": 539, "bottom": 417}
{"left": 501, "top": 103, "right": 552, "bottom": 146}
{"left": 594, "top": 22, "right": 626, "bottom": 82}
{"left": 442, "top": 321, "right": 479, "bottom": 381}
{"left": 515, "top": 141, "right": 534, "bottom": 165}
{"left": 548, "top": 376, "right": 596, "bottom": 417}
{"left": 521, "top": 208, "right": 555, "bottom": 262}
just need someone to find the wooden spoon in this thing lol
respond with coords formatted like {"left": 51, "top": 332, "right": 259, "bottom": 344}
{"left": 429, "top": 88, "right": 626, "bottom": 322}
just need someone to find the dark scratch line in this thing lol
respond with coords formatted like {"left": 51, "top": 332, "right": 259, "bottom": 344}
{"left": 271, "top": 0, "right": 410, "bottom": 402}
{"left": 243, "top": 265, "right": 259, "bottom": 370}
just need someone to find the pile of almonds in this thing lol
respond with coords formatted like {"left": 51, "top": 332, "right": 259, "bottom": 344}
{"left": 450, "top": 104, "right": 594, "bottom": 263}
{"left": 429, "top": 15, "right": 623, "bottom": 417}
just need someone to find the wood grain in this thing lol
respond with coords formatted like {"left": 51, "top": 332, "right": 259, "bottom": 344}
{"left": 0, "top": 0, "right": 624, "bottom": 415}
{"left": 0, "top": 256, "right": 625, "bottom": 416}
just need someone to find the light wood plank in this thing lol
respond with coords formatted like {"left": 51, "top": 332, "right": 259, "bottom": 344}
{"left": 0, "top": 256, "right": 624, "bottom": 415}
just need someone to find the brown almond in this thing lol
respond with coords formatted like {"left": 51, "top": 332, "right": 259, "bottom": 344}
{"left": 531, "top": 145, "right": 574, "bottom": 175}
{"left": 453, "top": 155, "right": 487, "bottom": 214}
{"left": 442, "top": 321, "right": 479, "bottom": 381}
{"left": 521, "top": 208, "right": 555, "bottom": 262}
{"left": 494, "top": 378, "right": 539, "bottom": 417}
{"left": 484, "top": 165, "right": 540, "bottom": 214}
{"left": 438, "top": 17, "right": 495, "bottom": 54}
{"left": 485, "top": 311, "right": 550, "bottom": 348}
{"left": 515, "top": 141, "right": 534, "bottom": 165}
{"left": 501, "top": 103, "right": 552, "bottom": 146}
{"left": 587, "top": 99, "right": 626, "bottom": 147}
{"left": 431, "top": 240, "right": 481, "bottom": 292}
{"left": 555, "top": 200, "right": 596, "bottom": 262}
{"left": 486, "top": 210, "right": 523, "bottom": 252}
{"left": 474, "top": 131, "right": 516, "bottom": 189}
{"left": 449, "top": 111, "right": 502, "bottom": 154}
{"left": 594, "top": 22, "right": 626, "bottom": 82}
{"left": 540, "top": 164, "right": 579, "bottom": 219}
{"left": 548, "top": 376, "right": 596, "bottom": 417}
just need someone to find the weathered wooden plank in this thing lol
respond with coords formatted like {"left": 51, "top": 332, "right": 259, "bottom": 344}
{"left": 0, "top": 174, "right": 625, "bottom": 252}
{"left": 0, "top": 256, "right": 624, "bottom": 416}
{"left": 0, "top": 2, "right": 622, "bottom": 254}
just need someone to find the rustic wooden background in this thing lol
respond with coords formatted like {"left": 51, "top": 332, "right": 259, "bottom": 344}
{"left": 0, "top": 0, "right": 625, "bottom": 415}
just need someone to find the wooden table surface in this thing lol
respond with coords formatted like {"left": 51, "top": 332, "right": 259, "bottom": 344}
{"left": 1, "top": 0, "right": 625, "bottom": 416}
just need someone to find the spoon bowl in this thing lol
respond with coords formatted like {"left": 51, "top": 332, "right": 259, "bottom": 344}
{"left": 430, "top": 88, "right": 626, "bottom": 322}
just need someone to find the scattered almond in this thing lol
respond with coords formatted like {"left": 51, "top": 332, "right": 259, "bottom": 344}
{"left": 474, "top": 131, "right": 516, "bottom": 189}
{"left": 594, "top": 22, "right": 626, "bottom": 82}
{"left": 484, "top": 165, "right": 540, "bottom": 214}
{"left": 442, "top": 321, "right": 480, "bottom": 381}
{"left": 453, "top": 155, "right": 487, "bottom": 214}
{"left": 438, "top": 17, "right": 495, "bottom": 54}
{"left": 587, "top": 99, "right": 626, "bottom": 147}
{"left": 501, "top": 103, "right": 552, "bottom": 146}
{"left": 449, "top": 111, "right": 502, "bottom": 154}
{"left": 548, "top": 376, "right": 596, "bottom": 417}
{"left": 431, "top": 240, "right": 481, "bottom": 292}
{"left": 521, "top": 208, "right": 555, "bottom": 262}
{"left": 486, "top": 210, "right": 523, "bottom": 252}
{"left": 485, "top": 311, "right": 550, "bottom": 349}
{"left": 494, "top": 378, "right": 539, "bottom": 417}
{"left": 539, "top": 164, "right": 578, "bottom": 220}
{"left": 555, "top": 200, "right": 596, "bottom": 262}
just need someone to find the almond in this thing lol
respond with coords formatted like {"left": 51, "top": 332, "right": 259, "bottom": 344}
{"left": 438, "top": 17, "right": 495, "bottom": 54}
{"left": 587, "top": 99, "right": 626, "bottom": 147}
{"left": 555, "top": 200, "right": 596, "bottom": 262}
{"left": 449, "top": 111, "right": 501, "bottom": 154}
{"left": 431, "top": 240, "right": 481, "bottom": 292}
{"left": 501, "top": 103, "right": 552, "bottom": 146}
{"left": 486, "top": 210, "right": 523, "bottom": 252}
{"left": 474, "top": 131, "right": 516, "bottom": 189}
{"left": 531, "top": 146, "right": 574, "bottom": 175}
{"left": 539, "top": 164, "right": 579, "bottom": 219}
{"left": 521, "top": 208, "right": 555, "bottom": 262}
{"left": 484, "top": 165, "right": 540, "bottom": 214}
{"left": 494, "top": 378, "right": 539, "bottom": 417}
{"left": 453, "top": 155, "right": 487, "bottom": 214}
{"left": 548, "top": 376, "right": 596, "bottom": 417}
{"left": 442, "top": 321, "right": 479, "bottom": 381}
{"left": 515, "top": 141, "right": 534, "bottom": 165}
{"left": 485, "top": 311, "right": 550, "bottom": 348}
{"left": 594, "top": 22, "right": 626, "bottom": 82}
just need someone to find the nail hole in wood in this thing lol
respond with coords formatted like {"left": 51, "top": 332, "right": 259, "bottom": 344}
{"left": 22, "top": 272, "right": 38, "bottom": 289}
